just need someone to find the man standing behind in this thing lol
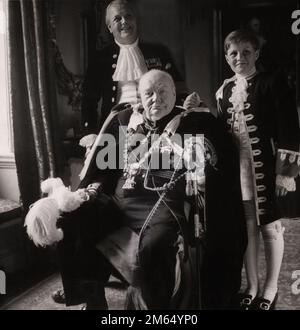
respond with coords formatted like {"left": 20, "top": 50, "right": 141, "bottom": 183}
{"left": 81, "top": 0, "right": 185, "bottom": 135}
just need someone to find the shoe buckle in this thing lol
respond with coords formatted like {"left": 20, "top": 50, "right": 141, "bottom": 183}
{"left": 241, "top": 297, "right": 252, "bottom": 307}
{"left": 259, "top": 302, "right": 270, "bottom": 310}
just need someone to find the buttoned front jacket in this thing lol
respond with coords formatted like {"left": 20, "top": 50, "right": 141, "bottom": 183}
{"left": 81, "top": 42, "right": 182, "bottom": 134}
{"left": 217, "top": 71, "right": 300, "bottom": 225}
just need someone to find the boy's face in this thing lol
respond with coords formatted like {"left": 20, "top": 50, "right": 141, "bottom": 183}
{"left": 225, "top": 42, "right": 259, "bottom": 76}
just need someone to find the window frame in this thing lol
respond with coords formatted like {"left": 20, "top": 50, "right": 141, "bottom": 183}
{"left": 0, "top": 0, "right": 15, "bottom": 169}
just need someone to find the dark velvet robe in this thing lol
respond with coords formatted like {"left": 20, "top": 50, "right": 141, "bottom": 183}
{"left": 58, "top": 105, "right": 247, "bottom": 309}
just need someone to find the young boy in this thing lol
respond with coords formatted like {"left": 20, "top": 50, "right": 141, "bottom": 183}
{"left": 216, "top": 30, "right": 300, "bottom": 310}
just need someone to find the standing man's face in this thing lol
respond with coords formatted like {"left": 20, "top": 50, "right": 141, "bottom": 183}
{"left": 107, "top": 5, "right": 138, "bottom": 45}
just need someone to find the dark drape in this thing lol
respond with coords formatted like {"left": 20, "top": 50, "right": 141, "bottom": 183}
{"left": 8, "top": 0, "right": 63, "bottom": 212}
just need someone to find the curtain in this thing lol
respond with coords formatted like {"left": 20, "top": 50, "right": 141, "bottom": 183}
{"left": 8, "top": 0, "right": 63, "bottom": 212}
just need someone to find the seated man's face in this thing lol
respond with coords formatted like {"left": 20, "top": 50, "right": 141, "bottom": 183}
{"left": 140, "top": 71, "right": 176, "bottom": 122}
{"left": 107, "top": 4, "right": 138, "bottom": 45}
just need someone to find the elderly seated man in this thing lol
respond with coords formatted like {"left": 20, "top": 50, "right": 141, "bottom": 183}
{"left": 56, "top": 69, "right": 247, "bottom": 310}
{"left": 53, "top": 0, "right": 196, "bottom": 304}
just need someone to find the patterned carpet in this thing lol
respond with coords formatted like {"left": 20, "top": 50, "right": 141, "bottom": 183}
{"left": 1, "top": 274, "right": 127, "bottom": 310}
{"left": 1, "top": 219, "right": 300, "bottom": 310}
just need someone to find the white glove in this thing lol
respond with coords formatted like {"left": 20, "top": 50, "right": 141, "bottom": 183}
{"left": 79, "top": 134, "right": 97, "bottom": 157}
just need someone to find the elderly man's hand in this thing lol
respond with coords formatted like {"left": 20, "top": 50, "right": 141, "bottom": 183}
{"left": 75, "top": 188, "right": 90, "bottom": 202}
{"left": 183, "top": 92, "right": 202, "bottom": 109}
{"left": 79, "top": 134, "right": 97, "bottom": 158}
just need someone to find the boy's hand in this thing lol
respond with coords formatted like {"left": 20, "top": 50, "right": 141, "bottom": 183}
{"left": 275, "top": 174, "right": 296, "bottom": 196}
{"left": 183, "top": 92, "right": 202, "bottom": 109}
{"left": 275, "top": 185, "right": 288, "bottom": 197}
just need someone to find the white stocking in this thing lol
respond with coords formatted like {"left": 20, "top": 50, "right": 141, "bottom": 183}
{"left": 243, "top": 201, "right": 260, "bottom": 298}
{"left": 261, "top": 220, "right": 284, "bottom": 302}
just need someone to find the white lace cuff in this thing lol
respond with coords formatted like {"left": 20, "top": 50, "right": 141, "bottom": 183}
{"left": 276, "top": 175, "right": 296, "bottom": 192}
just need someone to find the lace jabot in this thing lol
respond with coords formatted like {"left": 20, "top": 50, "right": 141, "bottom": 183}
{"left": 231, "top": 68, "right": 257, "bottom": 112}
{"left": 113, "top": 39, "right": 148, "bottom": 82}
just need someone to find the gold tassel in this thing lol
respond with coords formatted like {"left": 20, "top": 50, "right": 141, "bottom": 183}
{"left": 185, "top": 172, "right": 193, "bottom": 196}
